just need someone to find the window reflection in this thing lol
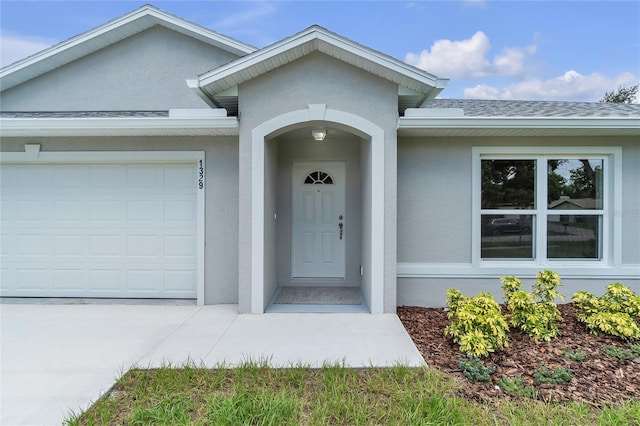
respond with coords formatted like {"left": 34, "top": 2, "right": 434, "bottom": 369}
{"left": 547, "top": 215, "right": 600, "bottom": 259}
{"left": 481, "top": 214, "right": 534, "bottom": 259}
{"left": 481, "top": 160, "right": 535, "bottom": 210}
{"left": 548, "top": 159, "right": 603, "bottom": 210}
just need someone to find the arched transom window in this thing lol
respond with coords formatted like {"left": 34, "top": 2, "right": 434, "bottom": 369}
{"left": 304, "top": 170, "right": 334, "bottom": 185}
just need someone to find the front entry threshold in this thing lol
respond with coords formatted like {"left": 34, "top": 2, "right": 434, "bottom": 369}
{"left": 266, "top": 286, "right": 370, "bottom": 313}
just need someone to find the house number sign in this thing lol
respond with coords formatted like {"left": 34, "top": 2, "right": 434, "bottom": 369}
{"left": 198, "top": 160, "right": 204, "bottom": 189}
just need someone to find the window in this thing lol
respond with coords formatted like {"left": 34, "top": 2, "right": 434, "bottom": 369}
{"left": 475, "top": 148, "right": 617, "bottom": 264}
{"left": 304, "top": 170, "right": 334, "bottom": 185}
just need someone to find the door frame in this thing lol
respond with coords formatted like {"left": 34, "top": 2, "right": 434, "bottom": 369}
{"left": 291, "top": 161, "right": 346, "bottom": 279}
{"left": 249, "top": 104, "right": 385, "bottom": 313}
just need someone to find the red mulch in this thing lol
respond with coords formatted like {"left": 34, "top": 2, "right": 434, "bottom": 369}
{"left": 398, "top": 303, "right": 640, "bottom": 406}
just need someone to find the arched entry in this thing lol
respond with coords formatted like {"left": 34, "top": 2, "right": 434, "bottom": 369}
{"left": 249, "top": 104, "right": 385, "bottom": 313}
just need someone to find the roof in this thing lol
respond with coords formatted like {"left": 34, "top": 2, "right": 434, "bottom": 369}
{"left": 548, "top": 198, "right": 598, "bottom": 209}
{"left": 188, "top": 25, "right": 449, "bottom": 115}
{"left": 397, "top": 98, "right": 640, "bottom": 137}
{"left": 0, "top": 111, "right": 169, "bottom": 118}
{"left": 424, "top": 99, "right": 640, "bottom": 117}
{"left": 0, "top": 4, "right": 256, "bottom": 91}
{"left": 0, "top": 109, "right": 238, "bottom": 137}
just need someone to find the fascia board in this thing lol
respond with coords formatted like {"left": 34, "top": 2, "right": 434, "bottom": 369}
{"left": 398, "top": 116, "right": 640, "bottom": 130}
{"left": 196, "top": 26, "right": 448, "bottom": 97}
{"left": 197, "top": 30, "right": 320, "bottom": 87}
{"left": 1, "top": 6, "right": 255, "bottom": 90}
{"left": 0, "top": 116, "right": 239, "bottom": 137}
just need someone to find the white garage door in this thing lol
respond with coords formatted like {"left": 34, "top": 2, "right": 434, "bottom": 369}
{"left": 1, "top": 161, "right": 199, "bottom": 299}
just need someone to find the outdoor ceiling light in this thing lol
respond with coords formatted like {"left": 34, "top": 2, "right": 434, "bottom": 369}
{"left": 311, "top": 128, "right": 326, "bottom": 141}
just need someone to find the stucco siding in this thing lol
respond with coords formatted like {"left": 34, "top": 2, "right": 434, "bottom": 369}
{"left": 1, "top": 27, "right": 240, "bottom": 111}
{"left": 238, "top": 53, "right": 398, "bottom": 130}
{"left": 621, "top": 141, "right": 640, "bottom": 265}
{"left": 397, "top": 138, "right": 472, "bottom": 263}
{"left": 1, "top": 136, "right": 239, "bottom": 304}
{"left": 237, "top": 52, "right": 399, "bottom": 312}
{"left": 397, "top": 276, "right": 640, "bottom": 308}
{"left": 397, "top": 136, "right": 640, "bottom": 307}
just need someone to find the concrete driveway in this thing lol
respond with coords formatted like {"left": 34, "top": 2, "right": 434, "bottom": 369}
{"left": 0, "top": 302, "right": 424, "bottom": 425}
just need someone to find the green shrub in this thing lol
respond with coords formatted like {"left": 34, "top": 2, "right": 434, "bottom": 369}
{"left": 600, "top": 343, "right": 640, "bottom": 360}
{"left": 501, "top": 270, "right": 564, "bottom": 341}
{"left": 573, "top": 283, "right": 640, "bottom": 340}
{"left": 458, "top": 355, "right": 496, "bottom": 383}
{"left": 444, "top": 289, "right": 509, "bottom": 358}
{"left": 496, "top": 375, "right": 538, "bottom": 399}
{"left": 562, "top": 348, "right": 586, "bottom": 362}
{"left": 533, "top": 366, "right": 573, "bottom": 384}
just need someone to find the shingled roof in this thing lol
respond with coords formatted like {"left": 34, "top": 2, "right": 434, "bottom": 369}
{"left": 425, "top": 99, "right": 640, "bottom": 117}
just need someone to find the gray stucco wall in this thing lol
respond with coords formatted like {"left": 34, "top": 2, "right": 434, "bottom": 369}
{"left": 397, "top": 136, "right": 640, "bottom": 307}
{"left": 237, "top": 52, "right": 399, "bottom": 312}
{"left": 1, "top": 136, "right": 239, "bottom": 304}
{"left": 1, "top": 26, "right": 239, "bottom": 111}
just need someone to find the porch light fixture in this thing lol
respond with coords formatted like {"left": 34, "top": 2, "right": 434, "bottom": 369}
{"left": 311, "top": 128, "right": 326, "bottom": 141}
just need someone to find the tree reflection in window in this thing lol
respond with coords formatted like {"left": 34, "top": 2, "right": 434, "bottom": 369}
{"left": 304, "top": 171, "right": 334, "bottom": 185}
{"left": 481, "top": 160, "right": 535, "bottom": 209}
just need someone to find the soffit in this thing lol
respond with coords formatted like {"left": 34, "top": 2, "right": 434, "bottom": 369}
{"left": 0, "top": 5, "right": 256, "bottom": 91}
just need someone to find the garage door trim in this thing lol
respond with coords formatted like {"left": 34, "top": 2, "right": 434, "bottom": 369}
{"left": 1, "top": 148, "right": 206, "bottom": 305}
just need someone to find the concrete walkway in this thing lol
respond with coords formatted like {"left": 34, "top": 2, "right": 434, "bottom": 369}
{"left": 0, "top": 303, "right": 425, "bottom": 425}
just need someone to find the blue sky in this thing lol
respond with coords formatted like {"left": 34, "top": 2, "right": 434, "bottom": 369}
{"left": 1, "top": 0, "right": 638, "bottom": 101}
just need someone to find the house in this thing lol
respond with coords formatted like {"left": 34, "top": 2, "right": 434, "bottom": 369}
{"left": 1, "top": 5, "right": 638, "bottom": 313}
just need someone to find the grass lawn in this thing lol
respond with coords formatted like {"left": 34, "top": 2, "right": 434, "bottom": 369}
{"left": 65, "top": 361, "right": 640, "bottom": 425}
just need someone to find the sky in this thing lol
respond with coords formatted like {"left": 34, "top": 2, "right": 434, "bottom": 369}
{"left": 1, "top": 0, "right": 638, "bottom": 102}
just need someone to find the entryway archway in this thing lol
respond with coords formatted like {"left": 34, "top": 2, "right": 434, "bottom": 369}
{"left": 249, "top": 104, "right": 385, "bottom": 313}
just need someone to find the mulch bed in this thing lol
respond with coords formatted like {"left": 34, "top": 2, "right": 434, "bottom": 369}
{"left": 398, "top": 303, "right": 640, "bottom": 406}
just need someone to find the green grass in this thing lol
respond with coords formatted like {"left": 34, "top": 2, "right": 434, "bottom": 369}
{"left": 65, "top": 362, "right": 640, "bottom": 426}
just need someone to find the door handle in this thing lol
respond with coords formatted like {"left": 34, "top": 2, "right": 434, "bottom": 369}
{"left": 338, "top": 222, "right": 343, "bottom": 240}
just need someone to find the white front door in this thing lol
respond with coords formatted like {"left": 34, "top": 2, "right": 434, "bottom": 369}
{"left": 292, "top": 162, "right": 346, "bottom": 278}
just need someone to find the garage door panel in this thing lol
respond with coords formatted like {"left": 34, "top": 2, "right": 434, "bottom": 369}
{"left": 52, "top": 269, "right": 86, "bottom": 291}
{"left": 164, "top": 200, "right": 196, "bottom": 221}
{"left": 127, "top": 235, "right": 159, "bottom": 257}
{"left": 164, "top": 165, "right": 196, "bottom": 189}
{"left": 90, "top": 200, "right": 124, "bottom": 221}
{"left": 127, "top": 200, "right": 161, "bottom": 222}
{"left": 165, "top": 270, "right": 196, "bottom": 292}
{"left": 53, "top": 235, "right": 84, "bottom": 256}
{"left": 91, "top": 165, "right": 126, "bottom": 187}
{"left": 127, "top": 165, "right": 160, "bottom": 187}
{"left": 16, "top": 268, "right": 49, "bottom": 290}
{"left": 164, "top": 235, "right": 195, "bottom": 257}
{"left": 16, "top": 235, "right": 49, "bottom": 256}
{"left": 54, "top": 200, "right": 87, "bottom": 221}
{"left": 0, "top": 161, "right": 198, "bottom": 299}
{"left": 53, "top": 165, "right": 90, "bottom": 187}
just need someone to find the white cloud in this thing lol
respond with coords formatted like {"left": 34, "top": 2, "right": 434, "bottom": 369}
{"left": 0, "top": 33, "right": 56, "bottom": 68}
{"left": 405, "top": 31, "right": 537, "bottom": 78}
{"left": 212, "top": 2, "right": 276, "bottom": 31}
{"left": 464, "top": 71, "right": 639, "bottom": 102}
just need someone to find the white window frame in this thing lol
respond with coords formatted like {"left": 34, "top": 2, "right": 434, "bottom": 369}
{"left": 472, "top": 146, "right": 622, "bottom": 269}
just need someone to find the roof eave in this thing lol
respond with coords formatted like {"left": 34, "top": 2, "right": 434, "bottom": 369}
{"left": 195, "top": 26, "right": 446, "bottom": 102}
{"left": 0, "top": 116, "right": 239, "bottom": 137}
{"left": 0, "top": 5, "right": 256, "bottom": 91}
{"left": 397, "top": 117, "right": 640, "bottom": 137}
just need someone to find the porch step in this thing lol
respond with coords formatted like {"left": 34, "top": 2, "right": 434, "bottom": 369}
{"left": 273, "top": 286, "right": 361, "bottom": 305}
